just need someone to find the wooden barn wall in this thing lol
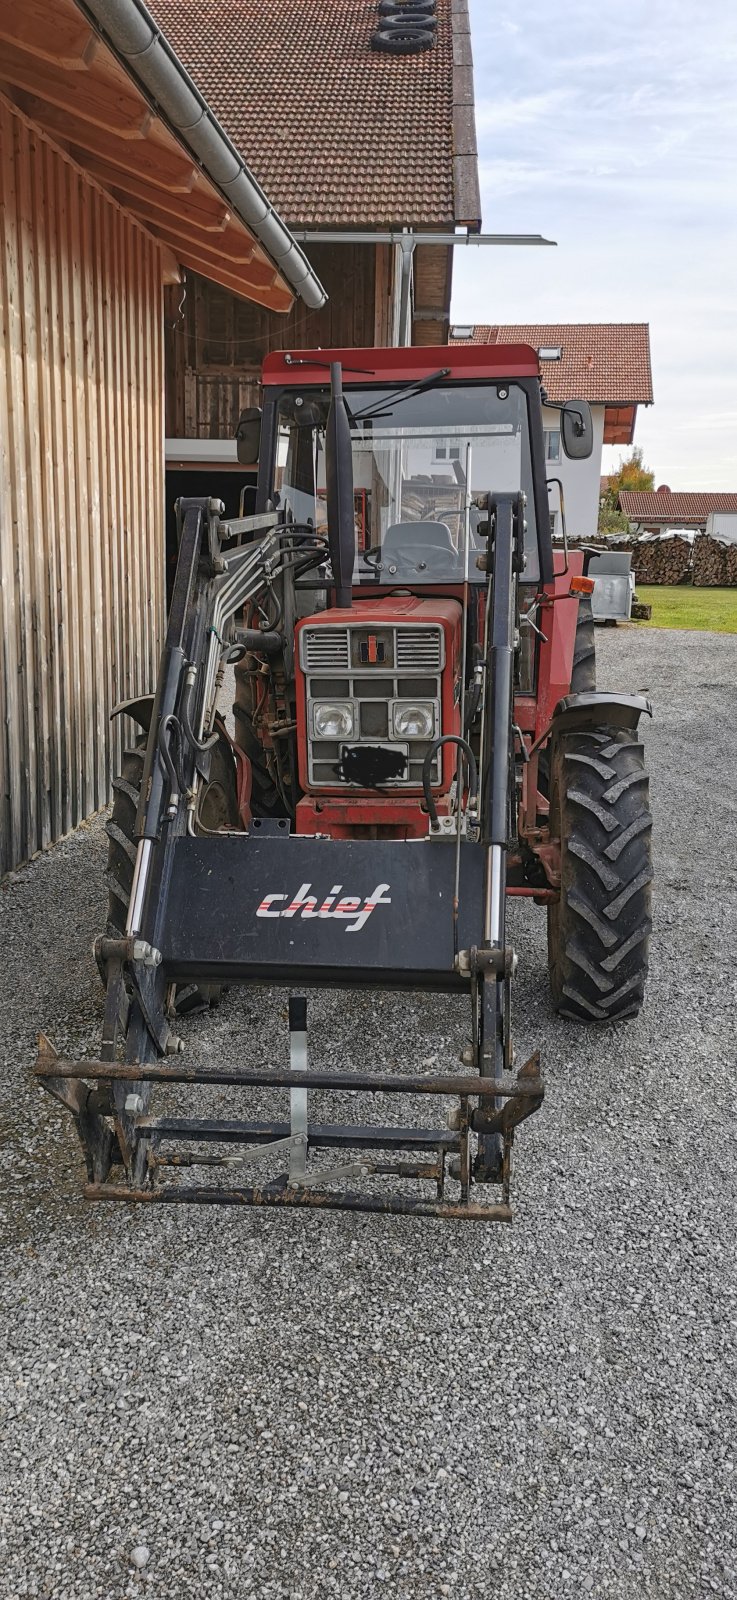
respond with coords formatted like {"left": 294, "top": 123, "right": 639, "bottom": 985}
{"left": 0, "top": 98, "right": 165, "bottom": 876}
{"left": 411, "top": 243, "right": 452, "bottom": 347}
{"left": 165, "top": 243, "right": 380, "bottom": 438}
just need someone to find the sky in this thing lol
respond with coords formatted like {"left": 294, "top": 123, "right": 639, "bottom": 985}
{"left": 451, "top": 0, "right": 737, "bottom": 490}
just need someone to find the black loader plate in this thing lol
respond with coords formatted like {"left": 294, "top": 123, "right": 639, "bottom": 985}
{"left": 163, "top": 836, "right": 485, "bottom": 988}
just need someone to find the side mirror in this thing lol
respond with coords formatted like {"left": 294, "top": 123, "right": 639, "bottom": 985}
{"left": 235, "top": 406, "right": 262, "bottom": 465}
{"left": 561, "top": 399, "right": 593, "bottom": 461}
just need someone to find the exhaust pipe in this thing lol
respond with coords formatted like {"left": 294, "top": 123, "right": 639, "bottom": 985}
{"left": 325, "top": 362, "right": 355, "bottom": 609}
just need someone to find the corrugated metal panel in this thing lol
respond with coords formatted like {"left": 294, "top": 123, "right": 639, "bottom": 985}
{"left": 0, "top": 97, "right": 165, "bottom": 876}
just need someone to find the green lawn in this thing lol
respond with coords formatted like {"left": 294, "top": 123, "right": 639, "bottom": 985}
{"left": 634, "top": 586, "right": 737, "bottom": 633}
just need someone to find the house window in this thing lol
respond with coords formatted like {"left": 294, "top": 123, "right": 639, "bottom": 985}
{"left": 433, "top": 444, "right": 461, "bottom": 463}
{"left": 545, "top": 429, "right": 561, "bottom": 462}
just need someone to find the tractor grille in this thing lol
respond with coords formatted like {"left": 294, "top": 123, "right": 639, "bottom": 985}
{"left": 395, "top": 629, "right": 443, "bottom": 671}
{"left": 301, "top": 622, "right": 445, "bottom": 790}
{"left": 302, "top": 629, "right": 350, "bottom": 671}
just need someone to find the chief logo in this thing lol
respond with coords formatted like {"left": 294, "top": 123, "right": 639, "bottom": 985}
{"left": 256, "top": 882, "right": 391, "bottom": 934}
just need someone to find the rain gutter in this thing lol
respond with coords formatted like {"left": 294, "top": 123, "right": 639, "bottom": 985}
{"left": 74, "top": 0, "right": 327, "bottom": 309}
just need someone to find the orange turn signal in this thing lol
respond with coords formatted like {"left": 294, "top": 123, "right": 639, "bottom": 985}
{"left": 570, "top": 576, "right": 595, "bottom": 595}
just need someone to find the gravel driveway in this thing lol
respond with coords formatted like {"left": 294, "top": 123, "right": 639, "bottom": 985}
{"left": 1, "top": 626, "right": 736, "bottom": 1600}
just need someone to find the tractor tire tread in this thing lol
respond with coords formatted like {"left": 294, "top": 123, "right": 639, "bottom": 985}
{"left": 105, "top": 739, "right": 219, "bottom": 1012}
{"left": 547, "top": 726, "right": 652, "bottom": 1022}
{"left": 571, "top": 597, "right": 596, "bottom": 691}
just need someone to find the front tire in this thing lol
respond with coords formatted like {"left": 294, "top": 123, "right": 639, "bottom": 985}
{"left": 105, "top": 736, "right": 228, "bottom": 1016}
{"left": 547, "top": 725, "right": 652, "bottom": 1021}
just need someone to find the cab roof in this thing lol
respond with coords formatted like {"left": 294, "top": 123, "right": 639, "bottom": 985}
{"left": 262, "top": 345, "right": 542, "bottom": 386}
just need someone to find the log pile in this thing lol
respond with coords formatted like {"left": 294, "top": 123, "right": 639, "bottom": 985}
{"left": 692, "top": 534, "right": 737, "bottom": 587}
{"left": 554, "top": 533, "right": 737, "bottom": 585}
{"left": 630, "top": 537, "right": 692, "bottom": 586}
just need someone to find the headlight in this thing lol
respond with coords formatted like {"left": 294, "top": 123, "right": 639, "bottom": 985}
{"left": 393, "top": 702, "right": 435, "bottom": 739}
{"left": 313, "top": 701, "right": 355, "bottom": 739}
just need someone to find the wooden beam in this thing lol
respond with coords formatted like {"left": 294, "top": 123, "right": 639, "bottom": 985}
{"left": 82, "top": 157, "right": 231, "bottom": 233}
{"left": 0, "top": 1, "right": 97, "bottom": 71}
{"left": 148, "top": 219, "right": 265, "bottom": 272}
{"left": 174, "top": 246, "right": 293, "bottom": 314}
{"left": 7, "top": 94, "right": 200, "bottom": 189}
{"left": 0, "top": 41, "right": 150, "bottom": 137}
{"left": 159, "top": 245, "right": 182, "bottom": 285}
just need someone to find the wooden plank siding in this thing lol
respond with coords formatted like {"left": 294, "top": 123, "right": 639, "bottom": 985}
{"left": 0, "top": 96, "right": 165, "bottom": 876}
{"left": 165, "top": 242, "right": 381, "bottom": 438}
{"left": 412, "top": 243, "right": 452, "bottom": 347}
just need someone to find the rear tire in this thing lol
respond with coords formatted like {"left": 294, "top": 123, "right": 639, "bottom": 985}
{"left": 538, "top": 597, "right": 596, "bottom": 799}
{"left": 105, "top": 737, "right": 223, "bottom": 1015}
{"left": 547, "top": 725, "right": 652, "bottom": 1021}
{"left": 571, "top": 596, "right": 596, "bottom": 692}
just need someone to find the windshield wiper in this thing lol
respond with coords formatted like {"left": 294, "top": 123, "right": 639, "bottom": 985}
{"left": 349, "top": 368, "right": 451, "bottom": 425}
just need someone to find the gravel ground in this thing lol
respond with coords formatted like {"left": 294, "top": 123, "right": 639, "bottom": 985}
{"left": 1, "top": 625, "right": 736, "bottom": 1600}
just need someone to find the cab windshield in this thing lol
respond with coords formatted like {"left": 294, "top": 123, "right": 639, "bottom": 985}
{"left": 272, "top": 381, "right": 539, "bottom": 584}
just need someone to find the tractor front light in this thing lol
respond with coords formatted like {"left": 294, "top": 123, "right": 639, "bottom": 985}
{"left": 393, "top": 702, "right": 435, "bottom": 740}
{"left": 313, "top": 701, "right": 355, "bottom": 740}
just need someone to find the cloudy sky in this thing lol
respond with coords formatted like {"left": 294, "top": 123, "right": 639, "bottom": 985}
{"left": 451, "top": 0, "right": 737, "bottom": 489}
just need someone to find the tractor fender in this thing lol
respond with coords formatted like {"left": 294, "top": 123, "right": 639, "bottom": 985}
{"left": 550, "top": 691, "right": 652, "bottom": 735}
{"left": 110, "top": 694, "right": 155, "bottom": 733}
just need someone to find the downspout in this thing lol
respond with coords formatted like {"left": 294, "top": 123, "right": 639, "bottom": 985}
{"left": 74, "top": 0, "right": 327, "bottom": 310}
{"left": 397, "top": 234, "right": 416, "bottom": 347}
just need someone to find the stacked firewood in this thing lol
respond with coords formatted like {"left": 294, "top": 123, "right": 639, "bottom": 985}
{"left": 555, "top": 535, "right": 693, "bottom": 585}
{"left": 630, "top": 537, "right": 692, "bottom": 586}
{"left": 692, "top": 534, "right": 737, "bottom": 586}
{"left": 555, "top": 533, "right": 737, "bottom": 585}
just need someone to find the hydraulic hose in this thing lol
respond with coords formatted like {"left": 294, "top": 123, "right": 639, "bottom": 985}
{"left": 158, "top": 715, "right": 183, "bottom": 819}
{"left": 422, "top": 736, "right": 478, "bottom": 831}
{"left": 180, "top": 665, "right": 219, "bottom": 753}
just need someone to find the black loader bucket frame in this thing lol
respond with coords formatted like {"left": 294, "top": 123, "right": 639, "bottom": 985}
{"left": 36, "top": 494, "right": 543, "bottom": 1220}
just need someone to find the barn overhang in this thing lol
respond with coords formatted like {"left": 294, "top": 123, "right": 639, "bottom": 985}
{"left": 0, "top": 0, "right": 326, "bottom": 312}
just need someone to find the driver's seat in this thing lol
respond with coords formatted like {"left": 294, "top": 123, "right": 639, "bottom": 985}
{"left": 382, "top": 520, "right": 460, "bottom": 574}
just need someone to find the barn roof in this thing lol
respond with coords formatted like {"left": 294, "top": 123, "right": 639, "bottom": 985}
{"left": 148, "top": 0, "right": 480, "bottom": 228}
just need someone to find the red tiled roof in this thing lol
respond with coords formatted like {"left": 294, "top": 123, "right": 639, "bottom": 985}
{"left": 619, "top": 491, "right": 737, "bottom": 523}
{"left": 450, "top": 323, "right": 653, "bottom": 405}
{"left": 149, "top": 0, "right": 479, "bottom": 228}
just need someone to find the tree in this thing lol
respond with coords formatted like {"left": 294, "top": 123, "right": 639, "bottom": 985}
{"left": 598, "top": 503, "right": 630, "bottom": 536}
{"left": 598, "top": 446, "right": 654, "bottom": 534}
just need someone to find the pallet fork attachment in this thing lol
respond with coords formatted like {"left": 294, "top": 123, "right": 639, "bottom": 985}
{"left": 35, "top": 1024, "right": 543, "bottom": 1219}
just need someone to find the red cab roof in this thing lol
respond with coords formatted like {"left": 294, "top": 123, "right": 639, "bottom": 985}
{"left": 262, "top": 345, "right": 541, "bottom": 386}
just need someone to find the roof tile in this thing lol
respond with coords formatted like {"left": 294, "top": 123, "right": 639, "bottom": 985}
{"left": 450, "top": 323, "right": 653, "bottom": 405}
{"left": 619, "top": 491, "right": 737, "bottom": 522}
{"left": 149, "top": 0, "right": 468, "bottom": 226}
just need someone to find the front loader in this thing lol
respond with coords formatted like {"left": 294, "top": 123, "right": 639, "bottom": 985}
{"left": 37, "top": 343, "right": 652, "bottom": 1220}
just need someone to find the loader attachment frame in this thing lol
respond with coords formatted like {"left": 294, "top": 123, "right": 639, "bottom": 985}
{"left": 37, "top": 493, "right": 544, "bottom": 1220}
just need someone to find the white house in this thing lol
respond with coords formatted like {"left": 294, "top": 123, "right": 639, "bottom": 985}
{"left": 450, "top": 324, "right": 654, "bottom": 541}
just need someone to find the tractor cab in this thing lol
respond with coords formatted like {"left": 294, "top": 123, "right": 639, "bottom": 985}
{"left": 254, "top": 346, "right": 556, "bottom": 590}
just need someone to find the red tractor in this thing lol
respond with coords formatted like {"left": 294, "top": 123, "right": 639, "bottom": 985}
{"left": 38, "top": 343, "right": 652, "bottom": 1220}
